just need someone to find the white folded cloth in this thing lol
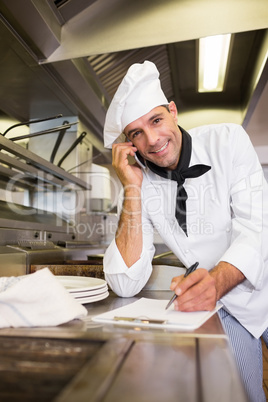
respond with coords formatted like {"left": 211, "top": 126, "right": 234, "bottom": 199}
{"left": 0, "top": 268, "right": 87, "bottom": 328}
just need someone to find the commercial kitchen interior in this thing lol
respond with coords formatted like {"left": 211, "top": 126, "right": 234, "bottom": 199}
{"left": 0, "top": 0, "right": 267, "bottom": 400}
{"left": 0, "top": 0, "right": 267, "bottom": 247}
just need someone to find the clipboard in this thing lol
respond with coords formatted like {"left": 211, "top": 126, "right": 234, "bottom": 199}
{"left": 92, "top": 298, "right": 222, "bottom": 330}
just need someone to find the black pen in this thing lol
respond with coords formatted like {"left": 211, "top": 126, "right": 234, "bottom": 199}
{"left": 165, "top": 262, "right": 199, "bottom": 310}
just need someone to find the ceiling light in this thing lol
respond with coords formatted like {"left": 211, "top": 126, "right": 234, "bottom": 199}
{"left": 198, "top": 34, "right": 231, "bottom": 92}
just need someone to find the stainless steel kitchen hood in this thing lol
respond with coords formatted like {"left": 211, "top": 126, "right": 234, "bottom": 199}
{"left": 0, "top": 0, "right": 267, "bottom": 164}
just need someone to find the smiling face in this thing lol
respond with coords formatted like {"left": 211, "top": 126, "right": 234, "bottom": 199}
{"left": 124, "top": 101, "right": 182, "bottom": 170}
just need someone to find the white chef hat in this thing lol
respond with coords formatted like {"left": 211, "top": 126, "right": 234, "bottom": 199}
{"left": 103, "top": 60, "right": 168, "bottom": 149}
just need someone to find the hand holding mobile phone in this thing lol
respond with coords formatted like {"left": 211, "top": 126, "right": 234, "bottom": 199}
{"left": 112, "top": 140, "right": 143, "bottom": 187}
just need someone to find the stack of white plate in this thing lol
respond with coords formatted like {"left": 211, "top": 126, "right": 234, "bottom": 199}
{"left": 56, "top": 276, "right": 109, "bottom": 305}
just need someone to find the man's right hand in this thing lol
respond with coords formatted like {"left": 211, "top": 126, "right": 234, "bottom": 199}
{"left": 112, "top": 141, "right": 143, "bottom": 188}
{"left": 112, "top": 141, "right": 143, "bottom": 268}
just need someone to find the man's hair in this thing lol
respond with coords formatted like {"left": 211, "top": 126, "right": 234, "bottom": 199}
{"left": 162, "top": 104, "right": 170, "bottom": 112}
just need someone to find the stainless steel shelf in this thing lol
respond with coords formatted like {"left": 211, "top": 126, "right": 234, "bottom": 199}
{"left": 0, "top": 134, "right": 91, "bottom": 190}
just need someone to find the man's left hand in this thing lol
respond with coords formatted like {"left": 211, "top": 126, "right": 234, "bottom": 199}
{"left": 170, "top": 268, "right": 217, "bottom": 311}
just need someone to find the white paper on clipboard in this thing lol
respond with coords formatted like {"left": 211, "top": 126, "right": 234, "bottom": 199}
{"left": 92, "top": 298, "right": 222, "bottom": 330}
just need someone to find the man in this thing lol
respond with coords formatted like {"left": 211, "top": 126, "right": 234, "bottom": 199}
{"left": 103, "top": 60, "right": 268, "bottom": 401}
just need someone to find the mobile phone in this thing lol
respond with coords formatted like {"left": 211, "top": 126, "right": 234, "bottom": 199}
{"left": 126, "top": 138, "right": 145, "bottom": 167}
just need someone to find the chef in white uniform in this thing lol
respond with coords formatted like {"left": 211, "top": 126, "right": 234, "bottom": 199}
{"left": 103, "top": 60, "right": 268, "bottom": 402}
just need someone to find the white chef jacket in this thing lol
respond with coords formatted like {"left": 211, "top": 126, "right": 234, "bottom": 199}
{"left": 104, "top": 123, "right": 268, "bottom": 338}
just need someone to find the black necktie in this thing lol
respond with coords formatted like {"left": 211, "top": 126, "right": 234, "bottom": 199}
{"left": 140, "top": 127, "right": 211, "bottom": 236}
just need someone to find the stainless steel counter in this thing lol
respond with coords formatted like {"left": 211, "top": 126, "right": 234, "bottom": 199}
{"left": 0, "top": 290, "right": 249, "bottom": 402}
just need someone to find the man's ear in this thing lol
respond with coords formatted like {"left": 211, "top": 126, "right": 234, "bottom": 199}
{"left": 168, "top": 101, "right": 178, "bottom": 122}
